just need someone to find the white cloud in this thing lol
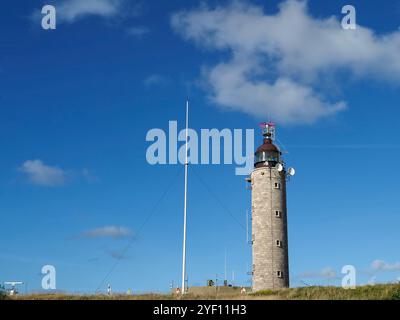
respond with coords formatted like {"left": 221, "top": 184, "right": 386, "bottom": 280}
{"left": 171, "top": 0, "right": 400, "bottom": 124}
{"left": 298, "top": 266, "right": 337, "bottom": 279}
{"left": 127, "top": 26, "right": 150, "bottom": 38}
{"left": 19, "top": 160, "right": 66, "bottom": 187}
{"left": 206, "top": 59, "right": 345, "bottom": 123}
{"left": 371, "top": 260, "right": 400, "bottom": 272}
{"left": 144, "top": 74, "right": 170, "bottom": 87}
{"left": 81, "top": 226, "right": 133, "bottom": 239}
{"left": 33, "top": 0, "right": 145, "bottom": 25}
{"left": 320, "top": 267, "right": 337, "bottom": 279}
{"left": 56, "top": 0, "right": 123, "bottom": 23}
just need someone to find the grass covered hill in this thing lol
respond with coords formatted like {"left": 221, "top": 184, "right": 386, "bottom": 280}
{"left": 4, "top": 284, "right": 400, "bottom": 300}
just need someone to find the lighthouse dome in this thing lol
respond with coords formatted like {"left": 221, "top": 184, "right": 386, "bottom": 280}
{"left": 254, "top": 138, "right": 281, "bottom": 168}
{"left": 256, "top": 138, "right": 279, "bottom": 153}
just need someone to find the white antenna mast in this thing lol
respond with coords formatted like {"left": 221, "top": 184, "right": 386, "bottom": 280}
{"left": 181, "top": 100, "right": 189, "bottom": 294}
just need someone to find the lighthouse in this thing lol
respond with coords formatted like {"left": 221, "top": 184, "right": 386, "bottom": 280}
{"left": 248, "top": 122, "right": 295, "bottom": 291}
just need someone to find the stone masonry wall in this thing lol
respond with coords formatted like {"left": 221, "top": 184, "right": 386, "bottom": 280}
{"left": 251, "top": 167, "right": 289, "bottom": 291}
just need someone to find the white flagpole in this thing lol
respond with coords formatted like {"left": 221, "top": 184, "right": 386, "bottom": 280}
{"left": 181, "top": 100, "right": 189, "bottom": 294}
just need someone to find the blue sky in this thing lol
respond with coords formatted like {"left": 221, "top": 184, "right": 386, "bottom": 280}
{"left": 1, "top": 0, "right": 400, "bottom": 294}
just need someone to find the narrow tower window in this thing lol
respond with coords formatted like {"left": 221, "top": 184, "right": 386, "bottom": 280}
{"left": 275, "top": 210, "right": 282, "bottom": 218}
{"left": 274, "top": 182, "right": 281, "bottom": 189}
{"left": 277, "top": 271, "right": 283, "bottom": 278}
{"left": 276, "top": 240, "right": 282, "bottom": 247}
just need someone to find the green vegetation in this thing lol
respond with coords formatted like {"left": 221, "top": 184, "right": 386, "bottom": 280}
{"left": 16, "top": 293, "right": 176, "bottom": 300}
{"left": 0, "top": 285, "right": 8, "bottom": 300}
{"left": 8, "top": 284, "right": 400, "bottom": 300}
{"left": 251, "top": 284, "right": 400, "bottom": 300}
{"left": 391, "top": 288, "right": 400, "bottom": 300}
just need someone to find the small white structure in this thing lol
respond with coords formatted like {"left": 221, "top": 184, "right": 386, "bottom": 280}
{"left": 4, "top": 281, "right": 23, "bottom": 296}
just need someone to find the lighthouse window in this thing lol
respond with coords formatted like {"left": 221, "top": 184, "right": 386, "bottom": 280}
{"left": 274, "top": 182, "right": 281, "bottom": 189}
{"left": 275, "top": 210, "right": 282, "bottom": 218}
{"left": 277, "top": 271, "right": 283, "bottom": 278}
{"left": 276, "top": 240, "right": 282, "bottom": 247}
{"left": 255, "top": 151, "right": 280, "bottom": 164}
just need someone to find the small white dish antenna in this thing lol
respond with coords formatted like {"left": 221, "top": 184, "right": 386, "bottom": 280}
{"left": 275, "top": 163, "right": 284, "bottom": 172}
{"left": 288, "top": 167, "right": 296, "bottom": 176}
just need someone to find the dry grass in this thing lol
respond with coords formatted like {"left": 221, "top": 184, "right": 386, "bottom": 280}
{"left": 252, "top": 284, "right": 400, "bottom": 300}
{"left": 16, "top": 293, "right": 176, "bottom": 300}
{"left": 7, "top": 284, "right": 400, "bottom": 300}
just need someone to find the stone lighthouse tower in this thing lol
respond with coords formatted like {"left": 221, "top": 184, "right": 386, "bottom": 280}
{"left": 248, "top": 122, "right": 294, "bottom": 291}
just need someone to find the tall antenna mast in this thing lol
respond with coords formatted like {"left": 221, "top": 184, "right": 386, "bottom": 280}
{"left": 181, "top": 100, "right": 189, "bottom": 294}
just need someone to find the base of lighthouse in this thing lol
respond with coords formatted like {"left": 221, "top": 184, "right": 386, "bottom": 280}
{"left": 251, "top": 166, "right": 289, "bottom": 291}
